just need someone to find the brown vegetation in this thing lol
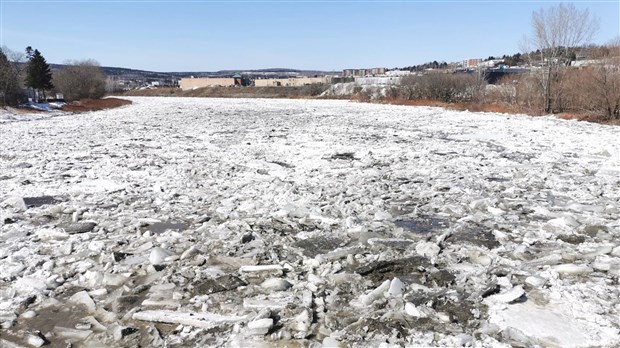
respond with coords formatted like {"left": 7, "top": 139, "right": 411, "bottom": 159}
{"left": 60, "top": 98, "right": 132, "bottom": 113}
{"left": 53, "top": 60, "right": 106, "bottom": 102}
{"left": 123, "top": 84, "right": 329, "bottom": 99}
{"left": 395, "top": 73, "right": 484, "bottom": 103}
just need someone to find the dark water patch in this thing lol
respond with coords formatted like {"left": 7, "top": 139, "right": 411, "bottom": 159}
{"left": 113, "top": 295, "right": 145, "bottom": 316}
{"left": 194, "top": 275, "right": 247, "bottom": 295}
{"left": 394, "top": 217, "right": 448, "bottom": 234}
{"left": 14, "top": 162, "right": 33, "bottom": 168}
{"left": 114, "top": 252, "right": 133, "bottom": 262}
{"left": 330, "top": 152, "right": 356, "bottom": 160}
{"left": 15, "top": 303, "right": 90, "bottom": 343}
{"left": 367, "top": 238, "right": 415, "bottom": 251}
{"left": 557, "top": 234, "right": 586, "bottom": 245}
{"left": 486, "top": 177, "right": 510, "bottom": 182}
{"left": 354, "top": 257, "right": 430, "bottom": 284}
{"left": 141, "top": 221, "right": 188, "bottom": 234}
{"left": 432, "top": 151, "right": 458, "bottom": 156}
{"left": 294, "top": 236, "right": 346, "bottom": 257}
{"left": 23, "top": 196, "right": 62, "bottom": 208}
{"left": 268, "top": 160, "right": 294, "bottom": 168}
{"left": 426, "top": 269, "right": 456, "bottom": 288}
{"left": 405, "top": 291, "right": 484, "bottom": 329}
{"left": 446, "top": 227, "right": 499, "bottom": 249}
{"left": 346, "top": 316, "right": 413, "bottom": 339}
{"left": 583, "top": 225, "right": 608, "bottom": 236}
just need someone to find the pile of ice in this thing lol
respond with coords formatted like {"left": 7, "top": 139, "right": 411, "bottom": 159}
{"left": 0, "top": 97, "right": 618, "bottom": 347}
{"left": 321, "top": 82, "right": 388, "bottom": 99}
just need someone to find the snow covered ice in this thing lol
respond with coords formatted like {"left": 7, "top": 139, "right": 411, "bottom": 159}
{"left": 1, "top": 96, "right": 619, "bottom": 347}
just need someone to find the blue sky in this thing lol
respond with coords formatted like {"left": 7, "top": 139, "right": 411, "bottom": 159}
{"left": 1, "top": 0, "right": 619, "bottom": 72}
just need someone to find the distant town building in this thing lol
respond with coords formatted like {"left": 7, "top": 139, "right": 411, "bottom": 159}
{"left": 385, "top": 70, "right": 412, "bottom": 76}
{"left": 479, "top": 59, "right": 505, "bottom": 68}
{"left": 462, "top": 59, "right": 481, "bottom": 68}
{"left": 342, "top": 67, "right": 386, "bottom": 77}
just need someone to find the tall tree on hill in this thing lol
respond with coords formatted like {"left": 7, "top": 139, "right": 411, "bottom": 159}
{"left": 25, "top": 47, "right": 53, "bottom": 101}
{"left": 526, "top": 3, "right": 599, "bottom": 113}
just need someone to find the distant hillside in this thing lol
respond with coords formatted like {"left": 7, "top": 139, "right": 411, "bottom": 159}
{"left": 49, "top": 64, "right": 338, "bottom": 80}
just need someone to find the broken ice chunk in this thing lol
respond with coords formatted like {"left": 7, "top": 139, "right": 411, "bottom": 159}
{"left": 180, "top": 246, "right": 200, "bottom": 260}
{"left": 524, "top": 276, "right": 547, "bottom": 288}
{"left": 487, "top": 206, "right": 504, "bottom": 216}
{"left": 149, "top": 247, "right": 173, "bottom": 265}
{"left": 374, "top": 210, "right": 392, "bottom": 221}
{"left": 69, "top": 290, "right": 96, "bottom": 313}
{"left": 58, "top": 222, "right": 96, "bottom": 234}
{"left": 26, "top": 334, "right": 46, "bottom": 347}
{"left": 133, "top": 310, "right": 247, "bottom": 329}
{"left": 404, "top": 302, "right": 424, "bottom": 318}
{"left": 35, "top": 228, "right": 69, "bottom": 241}
{"left": 13, "top": 277, "right": 47, "bottom": 295}
{"left": 359, "top": 279, "right": 391, "bottom": 306}
{"left": 53, "top": 326, "right": 93, "bottom": 340}
{"left": 1, "top": 196, "right": 27, "bottom": 211}
{"left": 103, "top": 273, "right": 128, "bottom": 287}
{"left": 322, "top": 336, "right": 342, "bottom": 348}
{"left": 552, "top": 264, "right": 593, "bottom": 276}
{"left": 415, "top": 241, "right": 440, "bottom": 259}
{"left": 239, "top": 265, "right": 283, "bottom": 277}
{"left": 488, "top": 285, "right": 525, "bottom": 304}
{"left": 246, "top": 318, "right": 273, "bottom": 336}
{"left": 386, "top": 278, "right": 404, "bottom": 297}
{"left": 293, "top": 309, "right": 311, "bottom": 338}
{"left": 260, "top": 278, "right": 292, "bottom": 292}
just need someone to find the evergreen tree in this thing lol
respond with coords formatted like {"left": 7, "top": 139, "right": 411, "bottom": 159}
{"left": 25, "top": 47, "right": 53, "bottom": 100}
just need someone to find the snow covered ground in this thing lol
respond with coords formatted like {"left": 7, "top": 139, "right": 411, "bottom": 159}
{"left": 0, "top": 107, "right": 67, "bottom": 124}
{"left": 1, "top": 97, "right": 619, "bottom": 347}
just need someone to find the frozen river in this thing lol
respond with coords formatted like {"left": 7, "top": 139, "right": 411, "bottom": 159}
{"left": 1, "top": 97, "right": 619, "bottom": 347}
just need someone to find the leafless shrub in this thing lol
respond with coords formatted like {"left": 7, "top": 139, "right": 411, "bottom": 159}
{"left": 563, "top": 63, "right": 620, "bottom": 120}
{"left": 385, "top": 86, "right": 400, "bottom": 99}
{"left": 300, "top": 83, "right": 329, "bottom": 96}
{"left": 0, "top": 46, "right": 25, "bottom": 106}
{"left": 398, "top": 73, "right": 484, "bottom": 103}
{"left": 513, "top": 72, "right": 545, "bottom": 113}
{"left": 484, "top": 77, "right": 517, "bottom": 104}
{"left": 53, "top": 60, "right": 106, "bottom": 101}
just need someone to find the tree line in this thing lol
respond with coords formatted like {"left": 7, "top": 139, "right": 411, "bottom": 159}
{"left": 0, "top": 46, "right": 106, "bottom": 107}
{"left": 384, "top": 3, "right": 619, "bottom": 121}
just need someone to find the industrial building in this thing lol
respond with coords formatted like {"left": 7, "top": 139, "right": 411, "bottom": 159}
{"left": 180, "top": 77, "right": 235, "bottom": 90}
{"left": 253, "top": 77, "right": 328, "bottom": 87}
{"left": 179, "top": 74, "right": 251, "bottom": 90}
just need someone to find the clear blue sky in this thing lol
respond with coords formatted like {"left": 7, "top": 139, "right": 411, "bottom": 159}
{"left": 1, "top": 0, "right": 619, "bottom": 72}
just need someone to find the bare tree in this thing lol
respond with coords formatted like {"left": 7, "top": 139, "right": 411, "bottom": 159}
{"left": 0, "top": 46, "right": 25, "bottom": 106}
{"left": 53, "top": 59, "right": 106, "bottom": 102}
{"left": 527, "top": 3, "right": 599, "bottom": 113}
{"left": 577, "top": 38, "right": 620, "bottom": 119}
